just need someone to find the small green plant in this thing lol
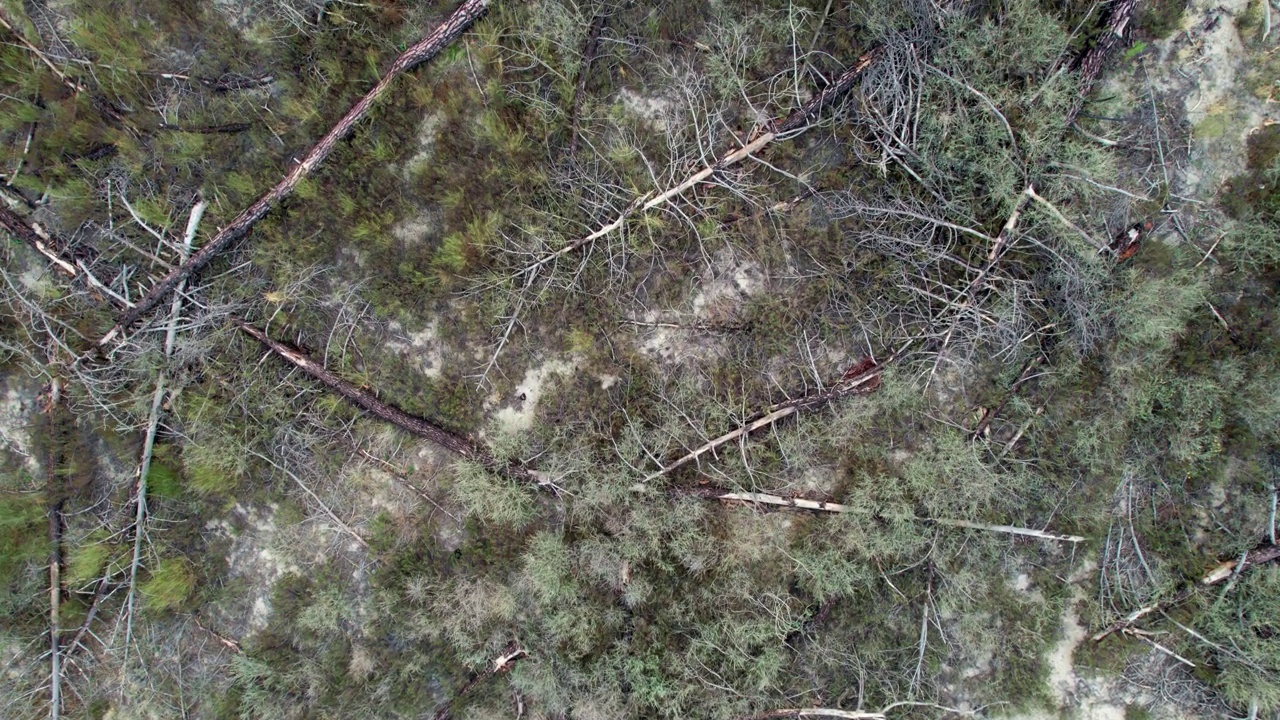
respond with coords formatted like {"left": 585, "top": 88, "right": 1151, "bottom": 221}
{"left": 140, "top": 557, "right": 196, "bottom": 612}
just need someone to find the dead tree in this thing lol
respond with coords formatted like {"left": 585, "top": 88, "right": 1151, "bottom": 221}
{"left": 1067, "top": 0, "right": 1140, "bottom": 126}
{"left": 1201, "top": 543, "right": 1280, "bottom": 585}
{"left": 430, "top": 642, "right": 526, "bottom": 720}
{"left": 733, "top": 701, "right": 966, "bottom": 719}
{"left": 233, "top": 319, "right": 531, "bottom": 482}
{"left": 519, "top": 48, "right": 882, "bottom": 276}
{"left": 476, "top": 47, "right": 885, "bottom": 384}
{"left": 566, "top": 13, "right": 608, "bottom": 158}
{"left": 38, "top": 379, "right": 65, "bottom": 720}
{"left": 642, "top": 355, "right": 889, "bottom": 484}
{"left": 684, "top": 486, "right": 1084, "bottom": 544}
{"left": 95, "top": 0, "right": 491, "bottom": 348}
{"left": 122, "top": 199, "right": 206, "bottom": 657}
{"left": 0, "top": 206, "right": 76, "bottom": 278}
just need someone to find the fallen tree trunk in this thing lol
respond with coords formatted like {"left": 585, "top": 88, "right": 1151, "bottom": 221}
{"left": 686, "top": 487, "right": 1084, "bottom": 544}
{"left": 430, "top": 642, "right": 526, "bottom": 720}
{"left": 642, "top": 354, "right": 889, "bottom": 484}
{"left": 566, "top": 13, "right": 607, "bottom": 158}
{"left": 735, "top": 702, "right": 962, "bottom": 720}
{"left": 736, "top": 710, "right": 888, "bottom": 720}
{"left": 1066, "top": 0, "right": 1140, "bottom": 126}
{"left": 122, "top": 199, "right": 205, "bottom": 655}
{"left": 1093, "top": 543, "right": 1280, "bottom": 642}
{"left": 48, "top": 496, "right": 63, "bottom": 720}
{"left": 519, "top": 48, "right": 881, "bottom": 276}
{"left": 771, "top": 47, "right": 883, "bottom": 135}
{"left": 233, "top": 319, "right": 527, "bottom": 481}
{"left": 40, "top": 380, "right": 65, "bottom": 720}
{"left": 1201, "top": 543, "right": 1280, "bottom": 585}
{"left": 96, "top": 0, "right": 490, "bottom": 348}
{"left": 972, "top": 356, "right": 1041, "bottom": 439}
{"left": 1, "top": 204, "right": 526, "bottom": 487}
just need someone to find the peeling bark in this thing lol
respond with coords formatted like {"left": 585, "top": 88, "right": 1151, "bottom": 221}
{"left": 1067, "top": 0, "right": 1141, "bottom": 126}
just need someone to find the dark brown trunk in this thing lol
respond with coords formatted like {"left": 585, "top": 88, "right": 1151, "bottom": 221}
{"left": 234, "top": 319, "right": 531, "bottom": 482}
{"left": 772, "top": 48, "right": 881, "bottom": 134}
{"left": 156, "top": 122, "right": 252, "bottom": 134}
{"left": 97, "top": 0, "right": 490, "bottom": 347}
{"left": 1067, "top": 0, "right": 1140, "bottom": 126}
{"left": 567, "top": 14, "right": 607, "bottom": 158}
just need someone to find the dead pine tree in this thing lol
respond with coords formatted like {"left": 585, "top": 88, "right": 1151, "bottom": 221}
{"left": 1066, "top": 0, "right": 1141, "bottom": 126}
{"left": 476, "top": 47, "right": 884, "bottom": 385}
{"left": 233, "top": 319, "right": 536, "bottom": 484}
{"left": 94, "top": 0, "right": 492, "bottom": 349}
{"left": 121, "top": 199, "right": 206, "bottom": 662}
{"left": 38, "top": 378, "right": 65, "bottom": 720}
{"left": 641, "top": 353, "right": 893, "bottom": 485}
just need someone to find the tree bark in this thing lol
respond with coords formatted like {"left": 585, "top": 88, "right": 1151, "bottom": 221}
{"left": 642, "top": 357, "right": 885, "bottom": 484}
{"left": 1067, "top": 0, "right": 1140, "bottom": 126}
{"left": 567, "top": 13, "right": 607, "bottom": 158}
{"left": 96, "top": 0, "right": 491, "bottom": 348}
{"left": 233, "top": 319, "right": 530, "bottom": 481}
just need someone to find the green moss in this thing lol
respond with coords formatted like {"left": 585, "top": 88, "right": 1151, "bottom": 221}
{"left": 1125, "top": 704, "right": 1154, "bottom": 720}
{"left": 144, "top": 461, "right": 182, "bottom": 500}
{"left": 0, "top": 493, "right": 47, "bottom": 588}
{"left": 1074, "top": 632, "right": 1147, "bottom": 674}
{"left": 1236, "top": 0, "right": 1267, "bottom": 42}
{"left": 66, "top": 533, "right": 112, "bottom": 586}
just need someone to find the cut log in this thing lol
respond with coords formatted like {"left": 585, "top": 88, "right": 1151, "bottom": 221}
{"left": 95, "top": 0, "right": 491, "bottom": 348}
